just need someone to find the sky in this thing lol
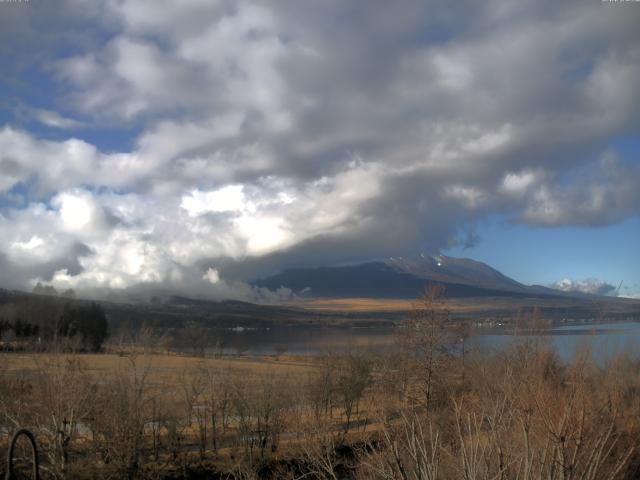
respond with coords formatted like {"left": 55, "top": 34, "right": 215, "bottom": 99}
{"left": 0, "top": 0, "right": 639, "bottom": 301}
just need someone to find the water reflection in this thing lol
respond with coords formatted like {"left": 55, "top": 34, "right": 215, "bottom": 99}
{"left": 470, "top": 321, "right": 640, "bottom": 362}
{"left": 205, "top": 326, "right": 398, "bottom": 356}
{"left": 196, "top": 320, "right": 640, "bottom": 361}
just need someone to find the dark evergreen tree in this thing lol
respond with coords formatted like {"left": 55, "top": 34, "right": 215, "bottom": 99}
{"left": 58, "top": 302, "right": 109, "bottom": 351}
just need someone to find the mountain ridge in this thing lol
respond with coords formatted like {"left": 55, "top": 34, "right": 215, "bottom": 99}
{"left": 252, "top": 255, "right": 596, "bottom": 300}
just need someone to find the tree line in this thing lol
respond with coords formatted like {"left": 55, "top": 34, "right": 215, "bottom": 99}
{"left": 0, "top": 294, "right": 108, "bottom": 352}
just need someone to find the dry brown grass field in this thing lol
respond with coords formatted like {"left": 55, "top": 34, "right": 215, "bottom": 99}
{"left": 0, "top": 351, "right": 317, "bottom": 379}
{"left": 2, "top": 290, "right": 640, "bottom": 479}
{"left": 292, "top": 295, "right": 640, "bottom": 320}
{"left": 290, "top": 297, "right": 415, "bottom": 312}
{"left": 3, "top": 341, "right": 640, "bottom": 480}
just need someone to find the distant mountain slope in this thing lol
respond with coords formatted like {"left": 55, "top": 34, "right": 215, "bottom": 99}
{"left": 253, "top": 260, "right": 553, "bottom": 299}
{"left": 386, "top": 255, "right": 527, "bottom": 292}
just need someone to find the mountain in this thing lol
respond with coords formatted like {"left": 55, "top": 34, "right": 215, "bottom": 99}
{"left": 253, "top": 255, "right": 563, "bottom": 299}
{"left": 387, "top": 254, "right": 527, "bottom": 292}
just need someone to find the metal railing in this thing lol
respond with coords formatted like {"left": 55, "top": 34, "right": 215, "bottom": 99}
{"left": 4, "top": 429, "right": 39, "bottom": 480}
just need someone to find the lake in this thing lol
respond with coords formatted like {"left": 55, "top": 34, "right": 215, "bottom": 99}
{"left": 203, "top": 320, "right": 640, "bottom": 361}
{"left": 470, "top": 320, "right": 640, "bottom": 361}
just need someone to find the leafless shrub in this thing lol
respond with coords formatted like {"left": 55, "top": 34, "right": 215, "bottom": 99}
{"left": 85, "top": 355, "right": 153, "bottom": 479}
{"left": 358, "top": 411, "right": 441, "bottom": 480}
{"left": 30, "top": 355, "right": 95, "bottom": 479}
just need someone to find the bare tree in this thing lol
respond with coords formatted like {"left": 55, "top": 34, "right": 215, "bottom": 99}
{"left": 336, "top": 353, "right": 372, "bottom": 437}
{"left": 307, "top": 353, "right": 337, "bottom": 425}
{"left": 87, "top": 355, "right": 153, "bottom": 479}
{"left": 401, "top": 284, "right": 453, "bottom": 410}
{"left": 31, "top": 355, "right": 95, "bottom": 479}
{"left": 201, "top": 362, "right": 231, "bottom": 452}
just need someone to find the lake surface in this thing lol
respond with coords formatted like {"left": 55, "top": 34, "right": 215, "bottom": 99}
{"left": 204, "top": 320, "right": 640, "bottom": 361}
{"left": 468, "top": 321, "right": 640, "bottom": 362}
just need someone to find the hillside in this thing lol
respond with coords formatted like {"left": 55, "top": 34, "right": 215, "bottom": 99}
{"left": 253, "top": 256, "right": 567, "bottom": 299}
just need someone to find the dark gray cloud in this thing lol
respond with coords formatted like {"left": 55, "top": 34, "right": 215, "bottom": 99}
{"left": 0, "top": 242, "right": 91, "bottom": 289}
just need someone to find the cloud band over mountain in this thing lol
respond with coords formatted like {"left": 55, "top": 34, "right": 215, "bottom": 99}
{"left": 0, "top": 0, "right": 639, "bottom": 297}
